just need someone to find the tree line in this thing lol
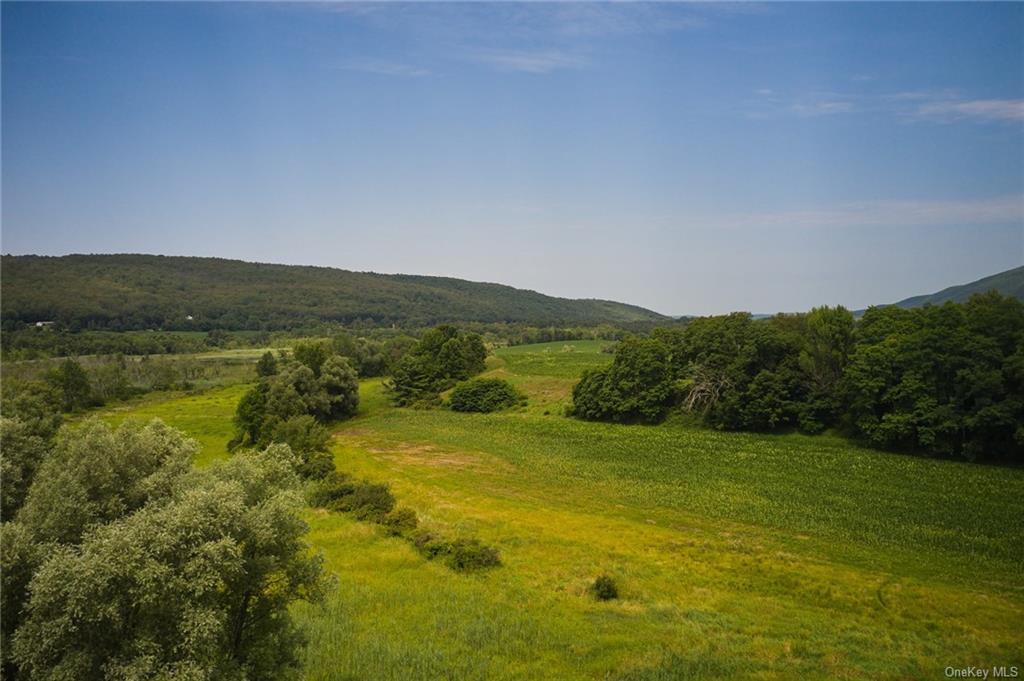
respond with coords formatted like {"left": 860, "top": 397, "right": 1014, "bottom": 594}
{"left": 571, "top": 292, "right": 1024, "bottom": 463}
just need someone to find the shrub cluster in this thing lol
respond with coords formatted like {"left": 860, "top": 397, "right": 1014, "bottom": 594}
{"left": 231, "top": 341, "right": 359, "bottom": 474}
{"left": 308, "top": 472, "right": 395, "bottom": 520}
{"left": 387, "top": 325, "right": 487, "bottom": 406}
{"left": 309, "top": 475, "right": 501, "bottom": 572}
{"left": 409, "top": 531, "right": 502, "bottom": 572}
{"left": 448, "top": 378, "right": 524, "bottom": 413}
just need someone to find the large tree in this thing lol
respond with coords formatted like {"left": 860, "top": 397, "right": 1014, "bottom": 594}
{"left": 11, "top": 444, "right": 327, "bottom": 681}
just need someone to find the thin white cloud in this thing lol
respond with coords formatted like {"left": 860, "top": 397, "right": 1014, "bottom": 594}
{"left": 467, "top": 49, "right": 586, "bottom": 74}
{"left": 914, "top": 99, "right": 1024, "bottom": 122}
{"left": 336, "top": 59, "right": 429, "bottom": 77}
{"left": 750, "top": 88, "right": 1024, "bottom": 124}
{"left": 790, "top": 99, "right": 856, "bottom": 117}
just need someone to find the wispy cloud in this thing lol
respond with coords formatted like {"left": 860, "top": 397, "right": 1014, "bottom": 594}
{"left": 467, "top": 49, "right": 586, "bottom": 74}
{"left": 914, "top": 99, "right": 1024, "bottom": 122}
{"left": 720, "top": 195, "right": 1023, "bottom": 230}
{"left": 750, "top": 88, "right": 1024, "bottom": 123}
{"left": 336, "top": 59, "right": 429, "bottom": 77}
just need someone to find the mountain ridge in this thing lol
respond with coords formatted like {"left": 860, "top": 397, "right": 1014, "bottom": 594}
{"left": 0, "top": 253, "right": 668, "bottom": 330}
{"left": 888, "top": 265, "right": 1024, "bottom": 309}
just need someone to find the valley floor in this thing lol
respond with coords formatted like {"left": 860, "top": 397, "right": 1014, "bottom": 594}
{"left": 99, "top": 341, "right": 1024, "bottom": 680}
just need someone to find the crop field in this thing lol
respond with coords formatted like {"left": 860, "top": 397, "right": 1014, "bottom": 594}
{"left": 99, "top": 341, "right": 1024, "bottom": 680}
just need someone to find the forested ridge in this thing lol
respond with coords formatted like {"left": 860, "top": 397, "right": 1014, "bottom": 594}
{"left": 0, "top": 254, "right": 667, "bottom": 331}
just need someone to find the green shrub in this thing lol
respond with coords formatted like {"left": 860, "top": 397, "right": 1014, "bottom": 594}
{"left": 381, "top": 506, "right": 419, "bottom": 535}
{"left": 410, "top": 530, "right": 451, "bottom": 560}
{"left": 308, "top": 471, "right": 355, "bottom": 508}
{"left": 448, "top": 378, "right": 524, "bottom": 413}
{"left": 336, "top": 482, "right": 396, "bottom": 521}
{"left": 591, "top": 574, "right": 619, "bottom": 600}
{"left": 446, "top": 538, "right": 501, "bottom": 571}
{"left": 299, "top": 450, "right": 335, "bottom": 480}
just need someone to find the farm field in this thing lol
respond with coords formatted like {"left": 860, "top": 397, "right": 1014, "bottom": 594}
{"left": 98, "top": 341, "right": 1024, "bottom": 680}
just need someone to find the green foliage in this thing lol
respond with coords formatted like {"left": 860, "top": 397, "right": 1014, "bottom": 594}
{"left": 449, "top": 378, "right": 524, "bottom": 413}
{"left": 1, "top": 521, "right": 41, "bottom": 678}
{"left": 571, "top": 337, "right": 674, "bottom": 423}
{"left": 342, "top": 482, "right": 397, "bottom": 521}
{"left": 232, "top": 349, "right": 360, "bottom": 449}
{"left": 446, "top": 538, "right": 501, "bottom": 572}
{"left": 267, "top": 415, "right": 333, "bottom": 479}
{"left": 332, "top": 332, "right": 416, "bottom": 377}
{"left": 1, "top": 254, "right": 666, "bottom": 331}
{"left": 0, "top": 418, "right": 52, "bottom": 522}
{"left": 0, "top": 380, "right": 63, "bottom": 440}
{"left": 320, "top": 355, "right": 360, "bottom": 419}
{"left": 410, "top": 530, "right": 452, "bottom": 560}
{"left": 293, "top": 339, "right": 334, "bottom": 377}
{"left": 16, "top": 418, "right": 196, "bottom": 545}
{"left": 44, "top": 357, "right": 95, "bottom": 412}
{"left": 308, "top": 471, "right": 356, "bottom": 509}
{"left": 10, "top": 443, "right": 327, "bottom": 681}
{"left": 580, "top": 298, "right": 1023, "bottom": 461}
{"left": 381, "top": 506, "right": 419, "bottom": 536}
{"left": 387, "top": 326, "right": 488, "bottom": 406}
{"left": 591, "top": 574, "right": 619, "bottom": 601}
{"left": 256, "top": 350, "right": 278, "bottom": 377}
{"left": 844, "top": 295, "right": 1024, "bottom": 461}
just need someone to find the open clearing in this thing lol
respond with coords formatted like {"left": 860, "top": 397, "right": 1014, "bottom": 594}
{"left": 100, "top": 341, "right": 1024, "bottom": 680}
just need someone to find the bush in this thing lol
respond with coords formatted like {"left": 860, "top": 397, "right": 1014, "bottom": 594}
{"left": 591, "top": 574, "right": 619, "bottom": 600}
{"left": 446, "top": 538, "right": 501, "bottom": 572}
{"left": 449, "top": 378, "right": 524, "bottom": 413}
{"left": 570, "top": 337, "right": 673, "bottom": 423}
{"left": 410, "top": 530, "right": 451, "bottom": 559}
{"left": 308, "top": 471, "right": 355, "bottom": 508}
{"left": 381, "top": 506, "right": 418, "bottom": 535}
{"left": 331, "top": 481, "right": 395, "bottom": 521}
{"left": 299, "top": 451, "right": 335, "bottom": 480}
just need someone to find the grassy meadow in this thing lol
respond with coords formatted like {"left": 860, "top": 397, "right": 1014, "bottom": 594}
{"left": 97, "top": 341, "right": 1024, "bottom": 680}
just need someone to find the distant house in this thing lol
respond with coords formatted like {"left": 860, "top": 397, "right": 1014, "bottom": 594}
{"left": 34, "top": 321, "right": 55, "bottom": 328}
{"left": 186, "top": 315, "right": 194, "bottom": 321}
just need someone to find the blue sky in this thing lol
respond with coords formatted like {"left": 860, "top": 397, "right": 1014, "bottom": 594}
{"left": 2, "top": 2, "right": 1022, "bottom": 315}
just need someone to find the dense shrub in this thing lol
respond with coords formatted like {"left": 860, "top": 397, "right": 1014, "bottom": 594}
{"left": 381, "top": 506, "right": 419, "bottom": 536}
{"left": 410, "top": 530, "right": 451, "bottom": 559}
{"left": 449, "top": 378, "right": 524, "bottom": 412}
{"left": 232, "top": 350, "right": 359, "bottom": 448}
{"left": 591, "top": 574, "right": 619, "bottom": 600}
{"left": 344, "top": 482, "right": 396, "bottom": 520}
{"left": 446, "top": 538, "right": 501, "bottom": 571}
{"left": 308, "top": 471, "right": 356, "bottom": 508}
{"left": 388, "top": 326, "right": 488, "bottom": 406}
{"left": 571, "top": 337, "right": 674, "bottom": 423}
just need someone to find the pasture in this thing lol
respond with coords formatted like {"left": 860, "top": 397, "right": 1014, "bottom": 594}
{"left": 99, "top": 341, "right": 1024, "bottom": 680}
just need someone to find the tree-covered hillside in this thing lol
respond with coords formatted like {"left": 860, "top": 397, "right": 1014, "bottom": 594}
{"left": 0, "top": 254, "right": 666, "bottom": 331}
{"left": 891, "top": 265, "right": 1024, "bottom": 308}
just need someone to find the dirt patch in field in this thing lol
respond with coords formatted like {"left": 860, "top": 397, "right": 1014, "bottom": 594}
{"left": 333, "top": 433, "right": 516, "bottom": 474}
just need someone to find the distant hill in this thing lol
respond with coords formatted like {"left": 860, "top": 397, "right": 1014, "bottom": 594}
{"left": 0, "top": 254, "right": 667, "bottom": 331}
{"left": 889, "top": 266, "right": 1024, "bottom": 309}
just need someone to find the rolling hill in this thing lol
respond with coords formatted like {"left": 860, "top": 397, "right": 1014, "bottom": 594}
{"left": 890, "top": 265, "right": 1024, "bottom": 308}
{"left": 0, "top": 254, "right": 667, "bottom": 330}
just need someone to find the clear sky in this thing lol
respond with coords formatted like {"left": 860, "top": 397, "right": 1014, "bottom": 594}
{"left": 2, "top": 2, "right": 1022, "bottom": 315}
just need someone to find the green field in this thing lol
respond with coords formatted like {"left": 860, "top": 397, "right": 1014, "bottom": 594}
{"left": 98, "top": 341, "right": 1024, "bottom": 680}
